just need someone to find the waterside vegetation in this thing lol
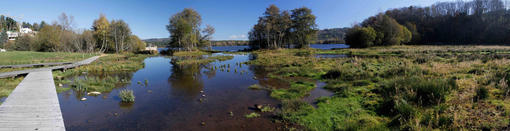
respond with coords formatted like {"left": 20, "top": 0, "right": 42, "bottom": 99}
{"left": 248, "top": 45, "right": 510, "bottom": 130}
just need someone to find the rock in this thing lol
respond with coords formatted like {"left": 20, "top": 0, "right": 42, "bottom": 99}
{"left": 201, "top": 94, "right": 206, "bottom": 97}
{"left": 147, "top": 90, "right": 153, "bottom": 93}
{"left": 114, "top": 113, "right": 119, "bottom": 116}
{"left": 87, "top": 91, "right": 101, "bottom": 95}
{"left": 200, "top": 90, "right": 204, "bottom": 93}
{"left": 80, "top": 98, "right": 87, "bottom": 101}
{"left": 82, "top": 72, "right": 87, "bottom": 74}
{"left": 229, "top": 111, "right": 234, "bottom": 117}
{"left": 201, "top": 121, "right": 206, "bottom": 126}
{"left": 58, "top": 83, "right": 63, "bottom": 87}
{"left": 56, "top": 76, "right": 63, "bottom": 80}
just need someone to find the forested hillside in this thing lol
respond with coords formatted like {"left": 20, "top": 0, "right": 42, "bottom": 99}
{"left": 317, "top": 28, "right": 348, "bottom": 44}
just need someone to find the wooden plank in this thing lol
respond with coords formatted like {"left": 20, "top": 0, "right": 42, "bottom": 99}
{"left": 0, "top": 70, "right": 65, "bottom": 131}
{"left": 0, "top": 56, "right": 100, "bottom": 78}
{"left": 0, "top": 62, "right": 72, "bottom": 69}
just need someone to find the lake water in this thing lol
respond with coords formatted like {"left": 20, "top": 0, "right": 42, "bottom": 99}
{"left": 173, "top": 44, "right": 349, "bottom": 52}
{"left": 58, "top": 53, "right": 313, "bottom": 130}
{"left": 309, "top": 44, "right": 349, "bottom": 50}
{"left": 211, "top": 46, "right": 250, "bottom": 52}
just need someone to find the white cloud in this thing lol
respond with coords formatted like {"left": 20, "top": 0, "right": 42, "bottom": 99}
{"left": 229, "top": 34, "right": 247, "bottom": 40}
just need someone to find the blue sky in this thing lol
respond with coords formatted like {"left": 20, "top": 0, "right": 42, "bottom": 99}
{"left": 0, "top": 0, "right": 453, "bottom": 40}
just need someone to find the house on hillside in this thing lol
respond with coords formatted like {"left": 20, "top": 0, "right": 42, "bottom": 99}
{"left": 6, "top": 23, "right": 37, "bottom": 41}
{"left": 6, "top": 31, "right": 18, "bottom": 40}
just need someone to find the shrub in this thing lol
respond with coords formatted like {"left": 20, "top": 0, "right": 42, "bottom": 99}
{"left": 345, "top": 26, "right": 377, "bottom": 48}
{"left": 119, "top": 89, "right": 135, "bottom": 102}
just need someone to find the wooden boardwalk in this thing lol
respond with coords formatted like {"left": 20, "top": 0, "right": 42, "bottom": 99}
{"left": 0, "top": 56, "right": 101, "bottom": 131}
{"left": 0, "top": 62, "right": 72, "bottom": 69}
{"left": 0, "top": 56, "right": 100, "bottom": 78}
{"left": 0, "top": 70, "right": 65, "bottom": 130}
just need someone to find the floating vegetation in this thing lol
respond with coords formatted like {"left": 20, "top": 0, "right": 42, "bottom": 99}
{"left": 261, "top": 105, "right": 275, "bottom": 112}
{"left": 248, "top": 84, "right": 262, "bottom": 90}
{"left": 245, "top": 112, "right": 260, "bottom": 118}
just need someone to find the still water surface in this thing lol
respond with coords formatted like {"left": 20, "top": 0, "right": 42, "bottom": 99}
{"left": 59, "top": 54, "right": 292, "bottom": 130}
{"left": 58, "top": 43, "right": 348, "bottom": 130}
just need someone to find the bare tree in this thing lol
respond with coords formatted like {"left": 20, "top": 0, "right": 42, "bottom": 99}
{"left": 201, "top": 24, "right": 215, "bottom": 49}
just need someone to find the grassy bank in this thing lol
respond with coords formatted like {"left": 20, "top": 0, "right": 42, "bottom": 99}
{"left": 0, "top": 51, "right": 98, "bottom": 65}
{"left": 249, "top": 46, "right": 510, "bottom": 130}
{"left": 53, "top": 53, "right": 151, "bottom": 94}
{"left": 0, "top": 51, "right": 99, "bottom": 99}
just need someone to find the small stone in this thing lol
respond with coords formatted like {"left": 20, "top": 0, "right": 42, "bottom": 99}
{"left": 255, "top": 104, "right": 263, "bottom": 110}
{"left": 80, "top": 98, "right": 87, "bottom": 101}
{"left": 229, "top": 111, "right": 234, "bottom": 117}
{"left": 87, "top": 91, "right": 101, "bottom": 95}
{"left": 200, "top": 90, "right": 204, "bottom": 93}
{"left": 147, "top": 90, "right": 153, "bottom": 93}
{"left": 114, "top": 113, "right": 119, "bottom": 116}
{"left": 201, "top": 94, "right": 206, "bottom": 97}
{"left": 201, "top": 121, "right": 206, "bottom": 126}
{"left": 82, "top": 72, "right": 87, "bottom": 74}
{"left": 58, "top": 83, "right": 63, "bottom": 87}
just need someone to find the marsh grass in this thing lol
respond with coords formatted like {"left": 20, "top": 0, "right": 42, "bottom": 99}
{"left": 249, "top": 46, "right": 510, "bottom": 130}
{"left": 172, "top": 50, "right": 210, "bottom": 57}
{"left": 53, "top": 53, "right": 150, "bottom": 94}
{"left": 119, "top": 89, "right": 135, "bottom": 102}
{"left": 245, "top": 112, "right": 261, "bottom": 118}
{"left": 0, "top": 77, "right": 24, "bottom": 98}
{"left": 173, "top": 55, "right": 234, "bottom": 65}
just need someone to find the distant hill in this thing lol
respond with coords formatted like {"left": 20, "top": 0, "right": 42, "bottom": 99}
{"left": 143, "top": 38, "right": 248, "bottom": 47}
{"left": 144, "top": 28, "right": 348, "bottom": 46}
{"left": 317, "top": 27, "right": 348, "bottom": 44}
{"left": 143, "top": 38, "right": 170, "bottom": 47}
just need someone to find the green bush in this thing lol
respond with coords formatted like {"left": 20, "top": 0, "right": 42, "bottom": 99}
{"left": 345, "top": 26, "right": 377, "bottom": 48}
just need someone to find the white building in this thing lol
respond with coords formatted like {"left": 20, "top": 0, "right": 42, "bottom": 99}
{"left": 6, "top": 31, "right": 19, "bottom": 40}
{"left": 20, "top": 28, "right": 33, "bottom": 34}
{"left": 6, "top": 23, "right": 37, "bottom": 41}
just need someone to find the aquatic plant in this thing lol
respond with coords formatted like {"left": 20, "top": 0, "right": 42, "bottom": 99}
{"left": 245, "top": 112, "right": 260, "bottom": 118}
{"left": 119, "top": 89, "right": 135, "bottom": 103}
{"left": 248, "top": 84, "right": 262, "bottom": 90}
{"left": 261, "top": 105, "right": 275, "bottom": 112}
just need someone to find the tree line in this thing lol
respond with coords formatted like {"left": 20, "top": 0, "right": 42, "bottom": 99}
{"left": 347, "top": 0, "right": 510, "bottom": 48}
{"left": 0, "top": 15, "right": 20, "bottom": 48}
{"left": 248, "top": 5, "right": 318, "bottom": 49}
{"left": 1, "top": 13, "right": 146, "bottom": 53}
